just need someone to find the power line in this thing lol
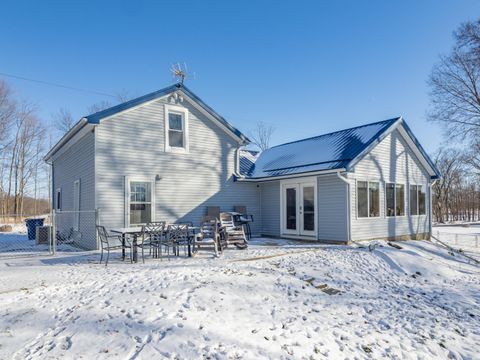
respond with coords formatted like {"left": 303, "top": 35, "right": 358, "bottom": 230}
{"left": 0, "top": 71, "right": 116, "bottom": 98}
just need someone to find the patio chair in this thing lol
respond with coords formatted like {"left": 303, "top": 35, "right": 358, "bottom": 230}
{"left": 97, "top": 225, "right": 131, "bottom": 266}
{"left": 220, "top": 212, "right": 248, "bottom": 249}
{"left": 167, "top": 223, "right": 190, "bottom": 257}
{"left": 144, "top": 221, "right": 166, "bottom": 258}
{"left": 133, "top": 222, "right": 166, "bottom": 263}
{"left": 193, "top": 216, "right": 226, "bottom": 257}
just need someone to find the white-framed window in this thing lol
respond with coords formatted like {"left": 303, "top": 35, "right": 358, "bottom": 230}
{"left": 410, "top": 184, "right": 426, "bottom": 216}
{"left": 55, "top": 188, "right": 62, "bottom": 210}
{"left": 357, "top": 180, "right": 380, "bottom": 218}
{"left": 125, "top": 177, "right": 155, "bottom": 226}
{"left": 164, "top": 104, "right": 189, "bottom": 153}
{"left": 386, "top": 182, "right": 405, "bottom": 217}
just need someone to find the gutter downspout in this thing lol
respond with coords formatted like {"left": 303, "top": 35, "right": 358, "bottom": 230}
{"left": 336, "top": 171, "right": 351, "bottom": 243}
{"left": 233, "top": 147, "right": 244, "bottom": 180}
{"left": 428, "top": 178, "right": 438, "bottom": 239}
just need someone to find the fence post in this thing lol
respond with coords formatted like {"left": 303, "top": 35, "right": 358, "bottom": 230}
{"left": 52, "top": 209, "right": 57, "bottom": 255}
{"left": 95, "top": 208, "right": 99, "bottom": 250}
{"left": 476, "top": 235, "right": 479, "bottom": 248}
{"left": 455, "top": 233, "right": 458, "bottom": 245}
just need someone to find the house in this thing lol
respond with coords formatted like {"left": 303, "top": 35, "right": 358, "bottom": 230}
{"left": 44, "top": 83, "right": 440, "bottom": 249}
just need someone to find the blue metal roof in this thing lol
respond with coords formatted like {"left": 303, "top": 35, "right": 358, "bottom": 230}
{"left": 84, "top": 83, "right": 249, "bottom": 143}
{"left": 240, "top": 117, "right": 440, "bottom": 180}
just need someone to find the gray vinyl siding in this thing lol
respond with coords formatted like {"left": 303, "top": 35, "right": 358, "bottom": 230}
{"left": 317, "top": 174, "right": 348, "bottom": 242}
{"left": 260, "top": 181, "right": 280, "bottom": 237}
{"left": 349, "top": 130, "right": 430, "bottom": 241}
{"left": 52, "top": 131, "right": 96, "bottom": 249}
{"left": 95, "top": 96, "right": 261, "bottom": 234}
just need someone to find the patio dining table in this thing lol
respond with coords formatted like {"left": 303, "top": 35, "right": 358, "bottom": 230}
{"left": 110, "top": 225, "right": 198, "bottom": 262}
{"left": 110, "top": 227, "right": 143, "bottom": 262}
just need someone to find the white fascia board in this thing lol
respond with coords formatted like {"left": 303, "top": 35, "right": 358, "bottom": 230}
{"left": 47, "top": 122, "right": 95, "bottom": 163}
{"left": 180, "top": 91, "right": 247, "bottom": 145}
{"left": 237, "top": 168, "right": 347, "bottom": 182}
{"left": 396, "top": 125, "right": 437, "bottom": 178}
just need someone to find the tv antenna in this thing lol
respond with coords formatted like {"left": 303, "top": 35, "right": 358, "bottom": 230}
{"left": 170, "top": 63, "right": 195, "bottom": 84}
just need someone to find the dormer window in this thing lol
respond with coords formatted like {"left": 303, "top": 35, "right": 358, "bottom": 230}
{"left": 164, "top": 104, "right": 189, "bottom": 153}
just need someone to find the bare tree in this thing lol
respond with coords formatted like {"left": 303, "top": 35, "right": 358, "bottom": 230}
{"left": 87, "top": 90, "right": 132, "bottom": 114}
{"left": 464, "top": 140, "right": 480, "bottom": 176}
{"left": 428, "top": 19, "right": 480, "bottom": 141}
{"left": 53, "top": 107, "right": 75, "bottom": 134}
{"left": 249, "top": 121, "right": 275, "bottom": 151}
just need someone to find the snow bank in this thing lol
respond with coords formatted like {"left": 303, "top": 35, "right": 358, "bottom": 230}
{"left": 0, "top": 239, "right": 478, "bottom": 359}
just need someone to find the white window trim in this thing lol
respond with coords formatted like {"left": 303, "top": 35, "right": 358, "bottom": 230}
{"left": 385, "top": 182, "right": 406, "bottom": 218}
{"left": 355, "top": 179, "right": 381, "bottom": 219}
{"left": 409, "top": 183, "right": 427, "bottom": 217}
{"left": 124, "top": 176, "right": 156, "bottom": 227}
{"left": 55, "top": 188, "right": 62, "bottom": 210}
{"left": 164, "top": 104, "right": 189, "bottom": 153}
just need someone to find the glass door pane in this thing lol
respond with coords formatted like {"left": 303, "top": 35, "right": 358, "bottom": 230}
{"left": 302, "top": 186, "right": 315, "bottom": 231}
{"left": 286, "top": 187, "right": 297, "bottom": 230}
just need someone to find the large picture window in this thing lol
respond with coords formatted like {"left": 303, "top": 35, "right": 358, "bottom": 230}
{"left": 386, "top": 183, "right": 405, "bottom": 217}
{"left": 410, "top": 184, "right": 426, "bottom": 216}
{"left": 357, "top": 181, "right": 380, "bottom": 218}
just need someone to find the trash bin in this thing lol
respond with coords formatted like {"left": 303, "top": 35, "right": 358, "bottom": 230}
{"left": 25, "top": 218, "right": 45, "bottom": 240}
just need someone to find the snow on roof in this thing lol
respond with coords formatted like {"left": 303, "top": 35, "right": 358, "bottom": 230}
{"left": 242, "top": 118, "right": 400, "bottom": 179}
{"left": 239, "top": 150, "right": 259, "bottom": 177}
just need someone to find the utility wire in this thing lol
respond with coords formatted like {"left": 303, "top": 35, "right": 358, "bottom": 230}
{"left": 0, "top": 71, "right": 117, "bottom": 98}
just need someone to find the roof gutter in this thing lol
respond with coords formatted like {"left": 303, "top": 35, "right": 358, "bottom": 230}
{"left": 336, "top": 171, "right": 351, "bottom": 243}
{"left": 236, "top": 168, "right": 347, "bottom": 182}
{"left": 44, "top": 118, "right": 88, "bottom": 163}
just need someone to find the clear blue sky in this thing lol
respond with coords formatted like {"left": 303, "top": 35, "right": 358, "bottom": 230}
{"left": 1, "top": 0, "right": 478, "bottom": 152}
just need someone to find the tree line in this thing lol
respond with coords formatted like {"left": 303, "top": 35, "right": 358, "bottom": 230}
{"left": 429, "top": 19, "right": 480, "bottom": 223}
{"left": 0, "top": 80, "right": 130, "bottom": 217}
{"left": 0, "top": 81, "right": 48, "bottom": 216}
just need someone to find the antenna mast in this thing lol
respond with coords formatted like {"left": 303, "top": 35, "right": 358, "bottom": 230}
{"left": 170, "top": 63, "right": 194, "bottom": 84}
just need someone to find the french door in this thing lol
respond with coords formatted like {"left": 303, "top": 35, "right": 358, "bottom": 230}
{"left": 281, "top": 179, "right": 317, "bottom": 237}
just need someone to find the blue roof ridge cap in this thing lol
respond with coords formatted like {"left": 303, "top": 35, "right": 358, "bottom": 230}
{"left": 268, "top": 116, "right": 401, "bottom": 150}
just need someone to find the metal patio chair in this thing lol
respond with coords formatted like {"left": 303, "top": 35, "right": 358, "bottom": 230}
{"left": 97, "top": 225, "right": 131, "bottom": 266}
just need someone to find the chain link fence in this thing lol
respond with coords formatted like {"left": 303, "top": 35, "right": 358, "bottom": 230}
{"left": 0, "top": 210, "right": 99, "bottom": 257}
{"left": 53, "top": 210, "right": 98, "bottom": 251}
{"left": 0, "top": 214, "right": 53, "bottom": 257}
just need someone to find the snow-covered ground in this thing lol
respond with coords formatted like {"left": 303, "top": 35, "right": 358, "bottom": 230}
{"left": 0, "top": 232, "right": 79, "bottom": 256}
{"left": 0, "top": 238, "right": 479, "bottom": 359}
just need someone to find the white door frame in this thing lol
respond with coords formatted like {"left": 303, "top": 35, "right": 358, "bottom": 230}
{"left": 73, "top": 179, "right": 80, "bottom": 231}
{"left": 280, "top": 177, "right": 318, "bottom": 239}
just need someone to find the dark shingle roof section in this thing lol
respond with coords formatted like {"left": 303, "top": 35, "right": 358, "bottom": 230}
{"left": 242, "top": 118, "right": 401, "bottom": 179}
{"left": 84, "top": 83, "right": 249, "bottom": 143}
